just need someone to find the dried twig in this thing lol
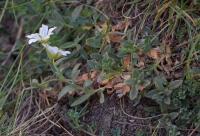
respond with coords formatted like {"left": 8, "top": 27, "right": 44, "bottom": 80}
{"left": 119, "top": 99, "right": 167, "bottom": 120}
{"left": 188, "top": 125, "right": 199, "bottom": 136}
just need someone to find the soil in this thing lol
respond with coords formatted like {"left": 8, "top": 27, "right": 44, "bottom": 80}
{"left": 14, "top": 91, "right": 199, "bottom": 136}
{"left": 56, "top": 94, "right": 164, "bottom": 136}
{"left": 83, "top": 96, "right": 152, "bottom": 136}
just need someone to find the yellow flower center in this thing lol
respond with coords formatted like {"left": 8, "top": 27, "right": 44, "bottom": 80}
{"left": 40, "top": 39, "right": 49, "bottom": 45}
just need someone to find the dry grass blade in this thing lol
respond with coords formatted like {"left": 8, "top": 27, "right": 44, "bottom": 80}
{"left": 1, "top": 18, "right": 24, "bottom": 66}
{"left": 9, "top": 104, "right": 57, "bottom": 135}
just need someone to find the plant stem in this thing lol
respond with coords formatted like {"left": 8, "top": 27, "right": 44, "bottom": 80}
{"left": 51, "top": 59, "right": 68, "bottom": 82}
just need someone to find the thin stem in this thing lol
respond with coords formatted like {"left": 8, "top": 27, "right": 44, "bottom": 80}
{"left": 0, "top": 0, "right": 9, "bottom": 23}
{"left": 51, "top": 59, "right": 68, "bottom": 82}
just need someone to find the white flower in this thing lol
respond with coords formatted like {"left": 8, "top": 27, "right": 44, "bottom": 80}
{"left": 45, "top": 45, "right": 71, "bottom": 60}
{"left": 26, "top": 24, "right": 56, "bottom": 45}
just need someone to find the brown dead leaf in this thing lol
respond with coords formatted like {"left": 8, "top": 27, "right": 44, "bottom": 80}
{"left": 96, "top": 21, "right": 108, "bottom": 34}
{"left": 108, "top": 32, "right": 124, "bottom": 43}
{"left": 114, "top": 83, "right": 131, "bottom": 98}
{"left": 138, "top": 60, "right": 145, "bottom": 68}
{"left": 114, "top": 83, "right": 125, "bottom": 89}
{"left": 101, "top": 79, "right": 110, "bottom": 85}
{"left": 81, "top": 73, "right": 89, "bottom": 80}
{"left": 147, "top": 47, "right": 161, "bottom": 59}
{"left": 139, "top": 85, "right": 145, "bottom": 92}
{"left": 121, "top": 74, "right": 131, "bottom": 80}
{"left": 104, "top": 76, "right": 123, "bottom": 90}
{"left": 112, "top": 21, "right": 129, "bottom": 31}
{"left": 90, "top": 70, "right": 98, "bottom": 79}
{"left": 112, "top": 76, "right": 123, "bottom": 83}
{"left": 136, "top": 56, "right": 145, "bottom": 68}
{"left": 122, "top": 85, "right": 131, "bottom": 94}
{"left": 123, "top": 55, "right": 131, "bottom": 70}
{"left": 107, "top": 89, "right": 114, "bottom": 95}
{"left": 105, "top": 81, "right": 113, "bottom": 89}
{"left": 114, "top": 83, "right": 131, "bottom": 93}
{"left": 76, "top": 73, "right": 89, "bottom": 84}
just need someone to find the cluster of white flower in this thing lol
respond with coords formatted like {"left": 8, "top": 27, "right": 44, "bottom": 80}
{"left": 26, "top": 24, "right": 71, "bottom": 60}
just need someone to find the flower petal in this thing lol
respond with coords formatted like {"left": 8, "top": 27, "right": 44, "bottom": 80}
{"left": 46, "top": 45, "right": 59, "bottom": 55}
{"left": 45, "top": 45, "right": 71, "bottom": 59}
{"left": 58, "top": 50, "right": 71, "bottom": 56}
{"left": 39, "top": 24, "right": 48, "bottom": 38}
{"left": 26, "top": 33, "right": 41, "bottom": 44}
{"left": 28, "top": 38, "right": 39, "bottom": 44}
{"left": 26, "top": 33, "right": 40, "bottom": 39}
{"left": 48, "top": 27, "right": 57, "bottom": 36}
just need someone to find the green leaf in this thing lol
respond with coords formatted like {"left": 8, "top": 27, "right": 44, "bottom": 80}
{"left": 71, "top": 93, "right": 91, "bottom": 107}
{"left": 129, "top": 85, "right": 139, "bottom": 100}
{"left": 71, "top": 88, "right": 103, "bottom": 106}
{"left": 0, "top": 97, "right": 6, "bottom": 111}
{"left": 83, "top": 80, "right": 93, "bottom": 88}
{"left": 71, "top": 63, "right": 81, "bottom": 81}
{"left": 142, "top": 36, "right": 153, "bottom": 52}
{"left": 154, "top": 76, "right": 166, "bottom": 90}
{"left": 86, "top": 36, "right": 102, "bottom": 48}
{"left": 164, "top": 97, "right": 171, "bottom": 105}
{"left": 61, "top": 42, "right": 80, "bottom": 49}
{"left": 145, "top": 90, "right": 162, "bottom": 104}
{"left": 0, "top": 92, "right": 7, "bottom": 110}
{"left": 169, "top": 112, "right": 179, "bottom": 120}
{"left": 71, "top": 5, "right": 83, "bottom": 22}
{"left": 58, "top": 85, "right": 76, "bottom": 100}
{"left": 168, "top": 80, "right": 183, "bottom": 90}
{"left": 87, "top": 60, "right": 99, "bottom": 70}
{"left": 164, "top": 89, "right": 172, "bottom": 96}
{"left": 120, "top": 40, "right": 137, "bottom": 54}
{"left": 49, "top": 10, "right": 65, "bottom": 27}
